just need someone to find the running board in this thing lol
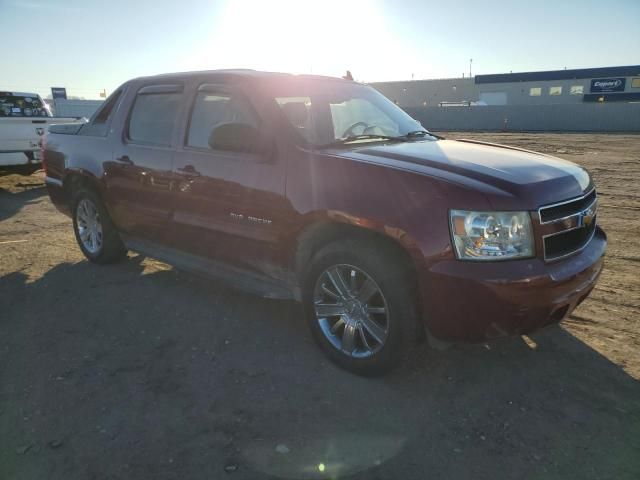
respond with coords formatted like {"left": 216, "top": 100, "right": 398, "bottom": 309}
{"left": 122, "top": 236, "right": 297, "bottom": 301}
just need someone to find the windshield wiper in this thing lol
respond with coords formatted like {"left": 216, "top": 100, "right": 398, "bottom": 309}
{"left": 320, "top": 130, "right": 440, "bottom": 148}
{"left": 321, "top": 134, "right": 406, "bottom": 147}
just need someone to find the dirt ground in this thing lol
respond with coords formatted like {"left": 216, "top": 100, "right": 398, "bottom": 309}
{"left": 1, "top": 133, "right": 639, "bottom": 480}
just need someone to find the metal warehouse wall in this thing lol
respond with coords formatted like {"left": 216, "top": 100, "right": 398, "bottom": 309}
{"left": 372, "top": 66, "right": 640, "bottom": 107}
{"left": 405, "top": 103, "right": 640, "bottom": 132}
{"left": 52, "top": 99, "right": 104, "bottom": 118}
{"left": 373, "top": 77, "right": 638, "bottom": 107}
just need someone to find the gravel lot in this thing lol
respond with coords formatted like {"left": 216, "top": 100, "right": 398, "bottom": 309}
{"left": 1, "top": 133, "right": 639, "bottom": 480}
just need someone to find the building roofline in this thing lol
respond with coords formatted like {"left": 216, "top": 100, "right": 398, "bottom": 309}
{"left": 475, "top": 65, "right": 640, "bottom": 84}
{"left": 369, "top": 77, "right": 472, "bottom": 85}
{"left": 369, "top": 65, "right": 640, "bottom": 87}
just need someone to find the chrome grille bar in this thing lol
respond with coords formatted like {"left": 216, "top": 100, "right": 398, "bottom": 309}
{"left": 538, "top": 188, "right": 598, "bottom": 261}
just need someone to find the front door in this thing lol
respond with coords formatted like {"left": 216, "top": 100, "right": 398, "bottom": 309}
{"left": 105, "top": 84, "right": 183, "bottom": 241}
{"left": 166, "top": 83, "right": 289, "bottom": 277}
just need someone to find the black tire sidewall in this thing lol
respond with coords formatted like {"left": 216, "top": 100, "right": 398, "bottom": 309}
{"left": 72, "top": 189, "right": 124, "bottom": 264}
{"left": 302, "top": 240, "right": 418, "bottom": 376}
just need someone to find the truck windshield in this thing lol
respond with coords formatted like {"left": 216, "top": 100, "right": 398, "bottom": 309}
{"left": 271, "top": 81, "right": 432, "bottom": 147}
{"left": 0, "top": 92, "right": 52, "bottom": 117}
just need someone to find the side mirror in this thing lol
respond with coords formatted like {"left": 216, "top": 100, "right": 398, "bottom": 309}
{"left": 208, "top": 122, "right": 272, "bottom": 156}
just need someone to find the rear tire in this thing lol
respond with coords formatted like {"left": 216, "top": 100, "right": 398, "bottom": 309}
{"left": 72, "top": 188, "right": 127, "bottom": 264}
{"left": 302, "top": 239, "right": 420, "bottom": 376}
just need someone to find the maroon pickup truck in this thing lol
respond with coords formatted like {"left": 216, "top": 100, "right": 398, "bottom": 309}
{"left": 43, "top": 70, "right": 606, "bottom": 375}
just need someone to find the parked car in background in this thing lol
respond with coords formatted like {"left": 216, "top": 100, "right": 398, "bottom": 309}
{"left": 42, "top": 70, "right": 606, "bottom": 375}
{"left": 0, "top": 91, "right": 85, "bottom": 173}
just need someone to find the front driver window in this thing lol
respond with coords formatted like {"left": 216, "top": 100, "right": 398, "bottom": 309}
{"left": 275, "top": 96, "right": 315, "bottom": 143}
{"left": 272, "top": 82, "right": 423, "bottom": 146}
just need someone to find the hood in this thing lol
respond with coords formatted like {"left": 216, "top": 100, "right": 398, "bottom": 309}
{"left": 330, "top": 139, "right": 592, "bottom": 210}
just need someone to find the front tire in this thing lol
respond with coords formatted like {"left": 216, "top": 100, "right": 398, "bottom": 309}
{"left": 302, "top": 239, "right": 420, "bottom": 376}
{"left": 5, "top": 163, "right": 40, "bottom": 176}
{"left": 72, "top": 188, "right": 126, "bottom": 264}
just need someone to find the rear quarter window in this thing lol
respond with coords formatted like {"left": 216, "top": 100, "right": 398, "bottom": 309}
{"left": 79, "top": 90, "right": 125, "bottom": 137}
{"left": 92, "top": 90, "right": 123, "bottom": 125}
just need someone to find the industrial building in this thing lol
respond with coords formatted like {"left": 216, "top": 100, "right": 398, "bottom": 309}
{"left": 371, "top": 65, "right": 640, "bottom": 107}
{"left": 371, "top": 65, "right": 640, "bottom": 132}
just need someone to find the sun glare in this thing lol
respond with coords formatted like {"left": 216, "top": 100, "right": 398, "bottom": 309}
{"left": 179, "top": 0, "right": 415, "bottom": 81}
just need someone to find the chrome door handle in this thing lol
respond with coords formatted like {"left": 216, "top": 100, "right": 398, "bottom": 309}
{"left": 177, "top": 165, "right": 200, "bottom": 177}
{"left": 116, "top": 155, "right": 133, "bottom": 165}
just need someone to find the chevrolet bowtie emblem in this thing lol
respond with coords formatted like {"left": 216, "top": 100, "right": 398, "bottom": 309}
{"left": 579, "top": 204, "right": 596, "bottom": 227}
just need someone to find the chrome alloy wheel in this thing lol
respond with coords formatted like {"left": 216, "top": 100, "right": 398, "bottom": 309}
{"left": 76, "top": 198, "right": 103, "bottom": 254}
{"left": 313, "top": 264, "right": 389, "bottom": 358}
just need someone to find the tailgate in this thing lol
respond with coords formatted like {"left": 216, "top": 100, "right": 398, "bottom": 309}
{"left": 0, "top": 118, "right": 49, "bottom": 153}
{"left": 0, "top": 117, "right": 85, "bottom": 153}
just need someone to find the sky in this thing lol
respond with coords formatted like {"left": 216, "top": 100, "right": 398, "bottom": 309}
{"left": 1, "top": 0, "right": 639, "bottom": 99}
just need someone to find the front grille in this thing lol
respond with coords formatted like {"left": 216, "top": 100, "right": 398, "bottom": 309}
{"left": 539, "top": 188, "right": 598, "bottom": 261}
{"left": 544, "top": 219, "right": 596, "bottom": 260}
{"left": 539, "top": 189, "right": 596, "bottom": 223}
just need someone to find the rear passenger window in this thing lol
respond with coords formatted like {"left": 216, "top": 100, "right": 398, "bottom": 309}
{"left": 128, "top": 89, "right": 182, "bottom": 146}
{"left": 187, "top": 90, "right": 257, "bottom": 149}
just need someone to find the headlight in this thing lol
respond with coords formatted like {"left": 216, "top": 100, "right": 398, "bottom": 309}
{"left": 450, "top": 210, "right": 534, "bottom": 261}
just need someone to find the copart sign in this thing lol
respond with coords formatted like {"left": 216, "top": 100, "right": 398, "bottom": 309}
{"left": 590, "top": 78, "right": 626, "bottom": 93}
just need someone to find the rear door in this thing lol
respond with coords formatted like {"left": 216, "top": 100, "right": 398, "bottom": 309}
{"left": 166, "top": 82, "right": 289, "bottom": 276}
{"left": 107, "top": 84, "right": 183, "bottom": 241}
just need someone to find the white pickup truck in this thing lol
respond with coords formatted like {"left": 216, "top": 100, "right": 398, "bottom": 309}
{"left": 0, "top": 91, "right": 86, "bottom": 173}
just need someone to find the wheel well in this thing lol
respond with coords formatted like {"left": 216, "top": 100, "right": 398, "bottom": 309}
{"left": 294, "top": 222, "right": 425, "bottom": 342}
{"left": 294, "top": 222, "right": 417, "bottom": 281}
{"left": 63, "top": 173, "right": 99, "bottom": 206}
